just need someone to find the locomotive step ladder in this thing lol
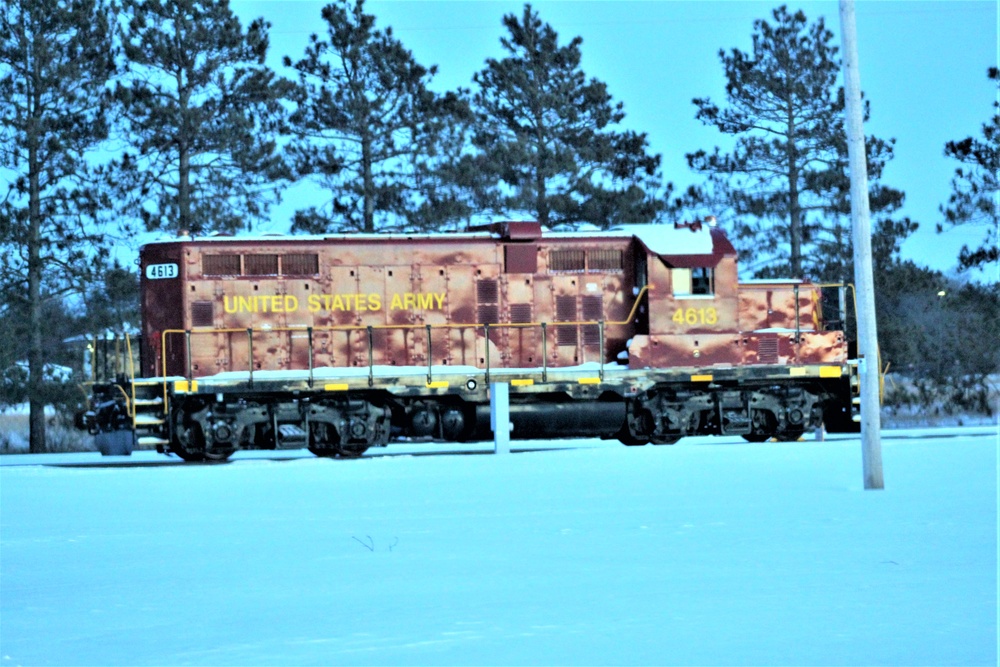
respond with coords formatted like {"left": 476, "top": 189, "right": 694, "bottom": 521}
{"left": 131, "top": 382, "right": 168, "bottom": 450}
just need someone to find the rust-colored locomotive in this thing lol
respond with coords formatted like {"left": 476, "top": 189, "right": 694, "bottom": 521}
{"left": 85, "top": 220, "right": 859, "bottom": 459}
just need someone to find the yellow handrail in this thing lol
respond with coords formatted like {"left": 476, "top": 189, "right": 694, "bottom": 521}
{"left": 155, "top": 284, "right": 654, "bottom": 404}
{"left": 126, "top": 332, "right": 137, "bottom": 428}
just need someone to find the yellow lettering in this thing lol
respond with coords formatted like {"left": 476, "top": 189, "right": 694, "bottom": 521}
{"left": 418, "top": 293, "right": 434, "bottom": 309}
{"left": 390, "top": 293, "right": 403, "bottom": 310}
{"left": 368, "top": 293, "right": 381, "bottom": 311}
{"left": 270, "top": 295, "right": 282, "bottom": 312}
{"left": 433, "top": 293, "right": 444, "bottom": 309}
{"left": 238, "top": 295, "right": 256, "bottom": 313}
{"left": 355, "top": 294, "right": 367, "bottom": 312}
{"left": 403, "top": 293, "right": 416, "bottom": 309}
{"left": 332, "top": 295, "right": 345, "bottom": 311}
{"left": 224, "top": 295, "right": 238, "bottom": 314}
{"left": 308, "top": 294, "right": 320, "bottom": 312}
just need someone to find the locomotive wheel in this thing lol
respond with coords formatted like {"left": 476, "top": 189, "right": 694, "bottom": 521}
{"left": 308, "top": 423, "right": 341, "bottom": 458}
{"left": 203, "top": 447, "right": 235, "bottom": 462}
{"left": 171, "top": 410, "right": 206, "bottom": 462}
{"left": 775, "top": 429, "right": 805, "bottom": 442}
{"left": 651, "top": 435, "right": 681, "bottom": 445}
{"left": 615, "top": 426, "right": 649, "bottom": 446}
{"left": 336, "top": 444, "right": 370, "bottom": 458}
{"left": 743, "top": 409, "right": 777, "bottom": 443}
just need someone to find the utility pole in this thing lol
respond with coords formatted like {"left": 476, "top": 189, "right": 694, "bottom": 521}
{"left": 839, "top": 0, "right": 884, "bottom": 490}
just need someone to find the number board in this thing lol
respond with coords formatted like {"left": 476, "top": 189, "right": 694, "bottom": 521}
{"left": 145, "top": 263, "right": 179, "bottom": 280}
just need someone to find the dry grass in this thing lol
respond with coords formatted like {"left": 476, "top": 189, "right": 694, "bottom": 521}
{"left": 0, "top": 412, "right": 94, "bottom": 454}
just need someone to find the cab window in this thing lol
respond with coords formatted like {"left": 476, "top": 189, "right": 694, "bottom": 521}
{"left": 672, "top": 267, "right": 714, "bottom": 296}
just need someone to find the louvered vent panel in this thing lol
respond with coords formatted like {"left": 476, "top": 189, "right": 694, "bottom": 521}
{"left": 191, "top": 301, "right": 214, "bottom": 327}
{"left": 509, "top": 303, "right": 532, "bottom": 324}
{"left": 588, "top": 249, "right": 624, "bottom": 272}
{"left": 244, "top": 254, "right": 279, "bottom": 276}
{"left": 758, "top": 336, "right": 779, "bottom": 365}
{"left": 582, "top": 295, "right": 603, "bottom": 345}
{"left": 476, "top": 279, "right": 499, "bottom": 304}
{"left": 555, "top": 295, "right": 577, "bottom": 346}
{"left": 549, "top": 249, "right": 586, "bottom": 272}
{"left": 282, "top": 253, "right": 319, "bottom": 276}
{"left": 477, "top": 305, "right": 499, "bottom": 325}
{"left": 203, "top": 254, "right": 241, "bottom": 276}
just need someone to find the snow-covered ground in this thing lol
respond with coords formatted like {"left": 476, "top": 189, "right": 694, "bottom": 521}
{"left": 1, "top": 428, "right": 997, "bottom": 666}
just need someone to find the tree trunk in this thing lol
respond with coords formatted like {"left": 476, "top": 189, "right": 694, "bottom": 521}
{"left": 362, "top": 132, "right": 374, "bottom": 233}
{"left": 178, "top": 137, "right": 191, "bottom": 234}
{"left": 178, "top": 76, "right": 191, "bottom": 235}
{"left": 533, "top": 110, "right": 548, "bottom": 226}
{"left": 787, "top": 110, "right": 802, "bottom": 277}
{"left": 28, "top": 115, "right": 46, "bottom": 454}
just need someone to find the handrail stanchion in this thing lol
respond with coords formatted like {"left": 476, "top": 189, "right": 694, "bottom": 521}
{"left": 484, "top": 323, "right": 490, "bottom": 385}
{"left": 426, "top": 324, "right": 433, "bottom": 385}
{"left": 307, "top": 326, "right": 314, "bottom": 388}
{"left": 247, "top": 328, "right": 254, "bottom": 388}
{"left": 541, "top": 322, "right": 548, "bottom": 383}
{"left": 367, "top": 326, "right": 374, "bottom": 387}
{"left": 794, "top": 284, "right": 801, "bottom": 345}
{"left": 185, "top": 330, "right": 193, "bottom": 382}
{"left": 599, "top": 320, "right": 605, "bottom": 381}
{"left": 126, "top": 333, "right": 137, "bottom": 426}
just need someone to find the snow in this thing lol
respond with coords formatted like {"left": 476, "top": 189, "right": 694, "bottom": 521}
{"left": 144, "top": 223, "right": 719, "bottom": 257}
{"left": 1, "top": 428, "right": 997, "bottom": 666}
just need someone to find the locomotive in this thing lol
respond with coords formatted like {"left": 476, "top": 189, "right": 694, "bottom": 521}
{"left": 83, "top": 219, "right": 859, "bottom": 460}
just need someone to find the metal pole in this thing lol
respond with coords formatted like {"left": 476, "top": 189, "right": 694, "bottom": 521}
{"left": 839, "top": 0, "right": 884, "bottom": 490}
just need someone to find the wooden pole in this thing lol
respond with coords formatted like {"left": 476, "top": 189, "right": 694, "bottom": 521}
{"left": 839, "top": 0, "right": 884, "bottom": 489}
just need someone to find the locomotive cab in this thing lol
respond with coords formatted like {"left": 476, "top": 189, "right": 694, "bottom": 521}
{"left": 625, "top": 219, "right": 740, "bottom": 369}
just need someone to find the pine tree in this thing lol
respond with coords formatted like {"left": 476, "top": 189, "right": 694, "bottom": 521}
{"left": 939, "top": 67, "right": 999, "bottom": 273}
{"left": 284, "top": 0, "right": 464, "bottom": 234}
{"left": 684, "top": 5, "right": 909, "bottom": 281}
{"left": 118, "top": 0, "right": 289, "bottom": 235}
{"left": 471, "top": 4, "right": 663, "bottom": 229}
{"left": 0, "top": 0, "right": 119, "bottom": 452}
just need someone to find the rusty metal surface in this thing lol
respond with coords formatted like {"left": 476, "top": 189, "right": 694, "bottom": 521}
{"left": 139, "top": 226, "right": 849, "bottom": 380}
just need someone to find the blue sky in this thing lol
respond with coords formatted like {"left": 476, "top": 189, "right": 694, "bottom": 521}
{"left": 231, "top": 0, "right": 998, "bottom": 282}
